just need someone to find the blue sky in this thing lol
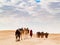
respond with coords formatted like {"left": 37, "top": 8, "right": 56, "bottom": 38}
{"left": 0, "top": 0, "right": 60, "bottom": 33}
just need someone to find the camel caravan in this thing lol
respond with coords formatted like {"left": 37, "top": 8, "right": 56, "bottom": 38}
{"left": 36, "top": 32, "right": 49, "bottom": 38}
{"left": 15, "top": 27, "right": 49, "bottom": 41}
{"left": 15, "top": 27, "right": 33, "bottom": 41}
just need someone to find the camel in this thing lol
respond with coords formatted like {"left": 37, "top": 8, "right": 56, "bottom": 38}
{"left": 15, "top": 28, "right": 29, "bottom": 41}
{"left": 44, "top": 32, "right": 49, "bottom": 38}
{"left": 40, "top": 32, "right": 44, "bottom": 38}
{"left": 36, "top": 32, "right": 41, "bottom": 38}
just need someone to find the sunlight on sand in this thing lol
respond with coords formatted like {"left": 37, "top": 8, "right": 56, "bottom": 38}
{"left": 0, "top": 30, "right": 60, "bottom": 45}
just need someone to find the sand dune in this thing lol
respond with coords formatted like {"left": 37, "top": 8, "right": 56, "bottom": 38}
{"left": 0, "top": 30, "right": 60, "bottom": 45}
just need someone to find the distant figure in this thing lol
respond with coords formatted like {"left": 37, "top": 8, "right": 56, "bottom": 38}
{"left": 36, "top": 32, "right": 41, "bottom": 38}
{"left": 15, "top": 29, "right": 21, "bottom": 41}
{"left": 44, "top": 32, "right": 49, "bottom": 38}
{"left": 30, "top": 30, "right": 33, "bottom": 38}
{"left": 41, "top": 32, "right": 44, "bottom": 38}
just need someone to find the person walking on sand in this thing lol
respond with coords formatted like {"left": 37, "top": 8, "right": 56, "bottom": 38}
{"left": 30, "top": 30, "right": 33, "bottom": 38}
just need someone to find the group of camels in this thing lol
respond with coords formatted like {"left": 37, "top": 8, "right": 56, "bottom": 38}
{"left": 15, "top": 28, "right": 32, "bottom": 41}
{"left": 36, "top": 32, "right": 49, "bottom": 38}
{"left": 15, "top": 28, "right": 49, "bottom": 41}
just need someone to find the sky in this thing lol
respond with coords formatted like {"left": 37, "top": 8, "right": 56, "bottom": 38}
{"left": 0, "top": 0, "right": 60, "bottom": 33}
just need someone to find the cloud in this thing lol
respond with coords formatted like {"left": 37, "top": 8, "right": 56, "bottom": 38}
{"left": 0, "top": 5, "right": 15, "bottom": 10}
{"left": 54, "top": 13, "right": 60, "bottom": 21}
{"left": 0, "top": 1, "right": 59, "bottom": 23}
{"left": 47, "top": 2, "right": 60, "bottom": 15}
{"left": 0, "top": 0, "right": 60, "bottom": 21}
{"left": 48, "top": 2, "right": 60, "bottom": 9}
{"left": 5, "top": 0, "right": 11, "bottom": 2}
{"left": 0, "top": 5, "right": 16, "bottom": 17}
{"left": 0, "top": 4, "right": 31, "bottom": 18}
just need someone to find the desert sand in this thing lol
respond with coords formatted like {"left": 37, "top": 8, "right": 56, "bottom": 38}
{"left": 0, "top": 30, "right": 60, "bottom": 45}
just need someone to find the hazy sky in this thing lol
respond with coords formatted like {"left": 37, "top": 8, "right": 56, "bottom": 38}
{"left": 0, "top": 0, "right": 60, "bottom": 33}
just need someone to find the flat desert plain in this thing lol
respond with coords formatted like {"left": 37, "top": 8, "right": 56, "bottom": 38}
{"left": 0, "top": 30, "right": 60, "bottom": 45}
